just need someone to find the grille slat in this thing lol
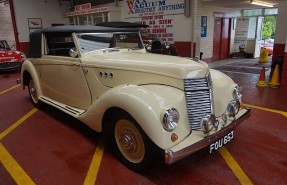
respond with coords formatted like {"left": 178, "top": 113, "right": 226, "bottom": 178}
{"left": 184, "top": 75, "right": 212, "bottom": 130}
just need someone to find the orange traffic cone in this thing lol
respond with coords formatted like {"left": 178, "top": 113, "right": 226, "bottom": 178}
{"left": 256, "top": 67, "right": 267, "bottom": 87}
{"left": 268, "top": 64, "right": 280, "bottom": 88}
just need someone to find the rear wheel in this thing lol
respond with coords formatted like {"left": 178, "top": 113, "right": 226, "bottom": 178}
{"left": 28, "top": 77, "right": 41, "bottom": 107}
{"left": 110, "top": 112, "right": 156, "bottom": 172}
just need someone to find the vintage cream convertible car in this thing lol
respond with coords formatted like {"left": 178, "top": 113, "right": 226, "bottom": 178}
{"left": 21, "top": 25, "right": 251, "bottom": 172}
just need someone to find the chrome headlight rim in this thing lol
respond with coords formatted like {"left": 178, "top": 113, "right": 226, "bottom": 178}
{"left": 162, "top": 108, "right": 179, "bottom": 132}
{"left": 226, "top": 100, "right": 241, "bottom": 117}
{"left": 233, "top": 85, "right": 243, "bottom": 101}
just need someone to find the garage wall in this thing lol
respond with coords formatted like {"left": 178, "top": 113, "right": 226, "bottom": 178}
{"left": 0, "top": 3, "right": 15, "bottom": 49}
{"left": 197, "top": 2, "right": 241, "bottom": 62}
{"left": 12, "top": 0, "right": 70, "bottom": 53}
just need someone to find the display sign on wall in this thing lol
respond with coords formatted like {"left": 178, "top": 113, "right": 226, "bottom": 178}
{"left": 137, "top": 15, "right": 174, "bottom": 43}
{"left": 201, "top": 16, "right": 207, "bottom": 38}
{"left": 233, "top": 17, "right": 250, "bottom": 53}
{"left": 123, "top": 0, "right": 185, "bottom": 18}
{"left": 123, "top": 0, "right": 185, "bottom": 44}
{"left": 27, "top": 18, "right": 43, "bottom": 33}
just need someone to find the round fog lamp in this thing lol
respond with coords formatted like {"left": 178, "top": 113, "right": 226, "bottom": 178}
{"left": 162, "top": 108, "right": 179, "bottom": 132}
{"left": 227, "top": 100, "right": 240, "bottom": 117}
{"left": 233, "top": 85, "right": 243, "bottom": 101}
{"left": 200, "top": 114, "right": 216, "bottom": 134}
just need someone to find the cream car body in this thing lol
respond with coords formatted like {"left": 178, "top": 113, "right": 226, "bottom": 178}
{"left": 21, "top": 25, "right": 250, "bottom": 171}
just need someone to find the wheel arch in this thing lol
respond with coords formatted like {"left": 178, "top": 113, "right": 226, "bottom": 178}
{"left": 21, "top": 60, "right": 43, "bottom": 97}
{"left": 78, "top": 84, "right": 172, "bottom": 149}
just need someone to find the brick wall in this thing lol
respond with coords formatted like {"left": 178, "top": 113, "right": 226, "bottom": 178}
{"left": 0, "top": 3, "right": 15, "bottom": 49}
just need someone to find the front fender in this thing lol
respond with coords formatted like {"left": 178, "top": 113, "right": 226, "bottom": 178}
{"left": 210, "top": 69, "right": 237, "bottom": 116}
{"left": 78, "top": 84, "right": 191, "bottom": 149}
{"left": 21, "top": 59, "right": 42, "bottom": 97}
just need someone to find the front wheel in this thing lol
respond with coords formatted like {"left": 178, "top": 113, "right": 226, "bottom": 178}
{"left": 28, "top": 77, "right": 41, "bottom": 108}
{"left": 110, "top": 112, "right": 156, "bottom": 172}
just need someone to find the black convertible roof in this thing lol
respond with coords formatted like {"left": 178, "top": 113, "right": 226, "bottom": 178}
{"left": 27, "top": 25, "right": 140, "bottom": 58}
{"left": 96, "top": 21, "right": 148, "bottom": 28}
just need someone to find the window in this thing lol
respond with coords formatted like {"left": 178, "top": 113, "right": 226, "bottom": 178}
{"left": 242, "top": 9, "right": 262, "bottom": 16}
{"left": 264, "top": 8, "right": 278, "bottom": 15}
{"left": 76, "top": 32, "right": 144, "bottom": 53}
{"left": 242, "top": 8, "right": 278, "bottom": 16}
{"left": 46, "top": 34, "right": 75, "bottom": 57}
{"left": 93, "top": 14, "right": 103, "bottom": 25}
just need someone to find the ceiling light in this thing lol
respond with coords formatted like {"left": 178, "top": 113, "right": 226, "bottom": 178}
{"left": 250, "top": 0, "right": 274, "bottom": 7}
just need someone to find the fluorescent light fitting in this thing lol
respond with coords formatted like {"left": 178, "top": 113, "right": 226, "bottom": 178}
{"left": 250, "top": 0, "right": 274, "bottom": 7}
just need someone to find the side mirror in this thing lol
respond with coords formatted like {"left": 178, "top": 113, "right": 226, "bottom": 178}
{"left": 69, "top": 47, "right": 78, "bottom": 58}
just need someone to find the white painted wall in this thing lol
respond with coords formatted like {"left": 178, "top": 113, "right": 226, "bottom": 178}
{"left": 13, "top": 0, "right": 70, "bottom": 42}
{"left": 274, "top": 1, "right": 287, "bottom": 44}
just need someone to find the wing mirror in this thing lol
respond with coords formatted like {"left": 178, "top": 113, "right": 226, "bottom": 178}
{"left": 69, "top": 47, "right": 78, "bottom": 58}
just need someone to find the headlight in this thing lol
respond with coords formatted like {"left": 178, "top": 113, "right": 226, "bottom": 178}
{"left": 162, "top": 108, "right": 179, "bottom": 132}
{"left": 145, "top": 43, "right": 152, "bottom": 51}
{"left": 233, "top": 85, "right": 243, "bottom": 101}
{"left": 226, "top": 100, "right": 240, "bottom": 117}
{"left": 200, "top": 114, "right": 215, "bottom": 134}
{"left": 163, "top": 42, "right": 170, "bottom": 49}
{"left": 21, "top": 54, "right": 26, "bottom": 61}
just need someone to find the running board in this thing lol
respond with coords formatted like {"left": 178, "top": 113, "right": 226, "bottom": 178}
{"left": 39, "top": 96, "right": 86, "bottom": 117}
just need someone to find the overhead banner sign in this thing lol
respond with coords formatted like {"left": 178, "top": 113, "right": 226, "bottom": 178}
{"left": 123, "top": 0, "right": 185, "bottom": 18}
{"left": 64, "top": 6, "right": 109, "bottom": 17}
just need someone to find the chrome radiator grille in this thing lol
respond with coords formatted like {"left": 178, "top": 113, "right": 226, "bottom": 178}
{"left": 184, "top": 74, "right": 213, "bottom": 130}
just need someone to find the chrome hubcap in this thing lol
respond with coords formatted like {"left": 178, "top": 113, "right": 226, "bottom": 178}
{"left": 115, "top": 119, "right": 145, "bottom": 163}
{"left": 29, "top": 80, "right": 38, "bottom": 103}
{"left": 119, "top": 130, "right": 136, "bottom": 152}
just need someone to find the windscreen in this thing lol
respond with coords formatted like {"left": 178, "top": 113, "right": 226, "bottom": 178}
{"left": 76, "top": 32, "right": 144, "bottom": 53}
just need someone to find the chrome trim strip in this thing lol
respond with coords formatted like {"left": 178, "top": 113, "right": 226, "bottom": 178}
{"left": 164, "top": 107, "right": 251, "bottom": 164}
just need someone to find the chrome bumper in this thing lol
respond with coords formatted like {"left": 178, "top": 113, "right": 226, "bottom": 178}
{"left": 164, "top": 107, "right": 251, "bottom": 164}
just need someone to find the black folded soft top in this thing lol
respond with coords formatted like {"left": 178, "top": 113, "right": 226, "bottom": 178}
{"left": 27, "top": 25, "right": 140, "bottom": 58}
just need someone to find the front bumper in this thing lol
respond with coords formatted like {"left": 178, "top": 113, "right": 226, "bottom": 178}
{"left": 0, "top": 61, "right": 22, "bottom": 71}
{"left": 164, "top": 107, "right": 251, "bottom": 164}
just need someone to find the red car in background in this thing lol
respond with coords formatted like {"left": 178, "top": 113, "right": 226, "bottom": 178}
{"left": 0, "top": 40, "right": 26, "bottom": 71}
{"left": 261, "top": 39, "right": 274, "bottom": 56}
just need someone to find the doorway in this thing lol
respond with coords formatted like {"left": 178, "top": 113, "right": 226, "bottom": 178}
{"left": 213, "top": 17, "right": 232, "bottom": 61}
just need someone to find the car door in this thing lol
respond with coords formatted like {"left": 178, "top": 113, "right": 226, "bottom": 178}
{"left": 38, "top": 33, "right": 91, "bottom": 110}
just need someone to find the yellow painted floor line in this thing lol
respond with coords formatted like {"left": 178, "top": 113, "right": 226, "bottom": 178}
{"left": 0, "top": 84, "right": 20, "bottom": 95}
{"left": 83, "top": 136, "right": 106, "bottom": 185}
{"left": 0, "top": 143, "right": 36, "bottom": 185}
{"left": 242, "top": 103, "right": 287, "bottom": 117}
{"left": 0, "top": 108, "right": 38, "bottom": 140}
{"left": 219, "top": 147, "right": 253, "bottom": 185}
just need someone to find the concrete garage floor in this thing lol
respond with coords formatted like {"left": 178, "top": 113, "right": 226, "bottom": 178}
{"left": 0, "top": 58, "right": 287, "bottom": 185}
